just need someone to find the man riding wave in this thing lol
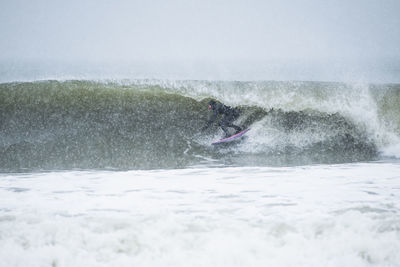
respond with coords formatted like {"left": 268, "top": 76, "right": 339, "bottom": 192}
{"left": 202, "top": 100, "right": 242, "bottom": 138}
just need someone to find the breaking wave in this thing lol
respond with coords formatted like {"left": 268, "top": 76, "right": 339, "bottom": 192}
{"left": 1, "top": 79, "right": 399, "bottom": 171}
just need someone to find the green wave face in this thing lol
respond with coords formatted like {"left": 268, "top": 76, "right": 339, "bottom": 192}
{"left": 1, "top": 80, "right": 399, "bottom": 171}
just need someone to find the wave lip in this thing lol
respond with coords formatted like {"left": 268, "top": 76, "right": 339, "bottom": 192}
{"left": 0, "top": 79, "right": 399, "bottom": 171}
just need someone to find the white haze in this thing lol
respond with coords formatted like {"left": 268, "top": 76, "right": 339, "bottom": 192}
{"left": 1, "top": 0, "right": 400, "bottom": 82}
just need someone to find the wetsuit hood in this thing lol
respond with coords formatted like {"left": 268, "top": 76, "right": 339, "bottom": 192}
{"left": 208, "top": 100, "right": 217, "bottom": 109}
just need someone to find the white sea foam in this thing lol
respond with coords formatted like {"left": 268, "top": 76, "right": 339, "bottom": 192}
{"left": 0, "top": 163, "right": 399, "bottom": 267}
{"left": 382, "top": 142, "right": 400, "bottom": 159}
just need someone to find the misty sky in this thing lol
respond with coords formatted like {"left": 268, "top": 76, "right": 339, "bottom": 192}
{"left": 1, "top": 0, "right": 400, "bottom": 67}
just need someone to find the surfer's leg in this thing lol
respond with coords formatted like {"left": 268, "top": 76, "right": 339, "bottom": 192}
{"left": 219, "top": 120, "right": 231, "bottom": 138}
{"left": 232, "top": 125, "right": 242, "bottom": 133}
{"left": 221, "top": 115, "right": 242, "bottom": 137}
{"left": 223, "top": 114, "right": 242, "bottom": 134}
{"left": 220, "top": 117, "right": 232, "bottom": 138}
{"left": 230, "top": 124, "right": 242, "bottom": 134}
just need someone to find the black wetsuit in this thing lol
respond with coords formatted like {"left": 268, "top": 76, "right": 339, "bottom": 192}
{"left": 204, "top": 102, "right": 242, "bottom": 137}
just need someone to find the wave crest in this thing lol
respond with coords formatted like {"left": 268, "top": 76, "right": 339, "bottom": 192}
{"left": 0, "top": 80, "right": 399, "bottom": 171}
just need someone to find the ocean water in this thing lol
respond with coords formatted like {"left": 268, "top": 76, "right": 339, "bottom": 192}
{"left": 1, "top": 79, "right": 400, "bottom": 266}
{"left": 1, "top": 79, "right": 400, "bottom": 170}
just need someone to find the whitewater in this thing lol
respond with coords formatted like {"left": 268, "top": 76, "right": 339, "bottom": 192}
{"left": 1, "top": 79, "right": 400, "bottom": 267}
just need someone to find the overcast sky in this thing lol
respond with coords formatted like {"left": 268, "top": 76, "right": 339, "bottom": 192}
{"left": 1, "top": 0, "right": 400, "bottom": 64}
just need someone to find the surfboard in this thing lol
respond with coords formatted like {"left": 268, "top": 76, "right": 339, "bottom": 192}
{"left": 212, "top": 129, "right": 250, "bottom": 145}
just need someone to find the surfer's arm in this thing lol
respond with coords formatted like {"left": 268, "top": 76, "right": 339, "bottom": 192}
{"left": 202, "top": 110, "right": 217, "bottom": 131}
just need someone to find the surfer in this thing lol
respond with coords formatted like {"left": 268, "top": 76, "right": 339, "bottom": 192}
{"left": 202, "top": 100, "right": 242, "bottom": 138}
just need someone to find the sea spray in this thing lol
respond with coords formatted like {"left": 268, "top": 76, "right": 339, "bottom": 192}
{"left": 1, "top": 80, "right": 399, "bottom": 171}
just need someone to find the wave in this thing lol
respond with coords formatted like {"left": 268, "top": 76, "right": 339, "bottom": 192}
{"left": 1, "top": 80, "right": 399, "bottom": 171}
